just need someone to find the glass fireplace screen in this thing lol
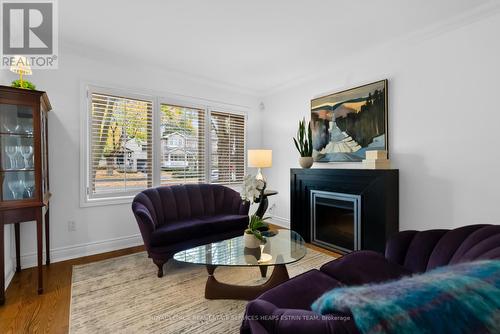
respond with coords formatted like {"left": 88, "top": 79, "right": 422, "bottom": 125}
{"left": 310, "top": 190, "right": 361, "bottom": 253}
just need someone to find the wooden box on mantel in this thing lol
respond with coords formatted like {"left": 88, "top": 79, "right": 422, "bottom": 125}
{"left": 363, "top": 150, "right": 391, "bottom": 169}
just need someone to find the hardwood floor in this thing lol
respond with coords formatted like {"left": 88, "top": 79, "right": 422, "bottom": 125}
{"left": 0, "top": 232, "right": 340, "bottom": 333}
{"left": 0, "top": 246, "right": 144, "bottom": 334}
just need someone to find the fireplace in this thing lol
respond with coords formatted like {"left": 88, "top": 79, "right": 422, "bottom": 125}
{"left": 291, "top": 169, "right": 398, "bottom": 253}
{"left": 310, "top": 190, "right": 361, "bottom": 253}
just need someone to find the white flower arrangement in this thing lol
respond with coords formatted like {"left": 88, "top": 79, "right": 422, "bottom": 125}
{"left": 240, "top": 174, "right": 266, "bottom": 203}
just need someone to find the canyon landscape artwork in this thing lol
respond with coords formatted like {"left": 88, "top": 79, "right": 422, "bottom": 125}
{"left": 311, "top": 80, "right": 388, "bottom": 162}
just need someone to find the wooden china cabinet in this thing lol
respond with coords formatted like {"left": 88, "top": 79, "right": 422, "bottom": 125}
{"left": 0, "top": 86, "right": 51, "bottom": 305}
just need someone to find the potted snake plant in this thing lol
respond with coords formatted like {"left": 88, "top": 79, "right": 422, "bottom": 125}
{"left": 293, "top": 118, "right": 314, "bottom": 168}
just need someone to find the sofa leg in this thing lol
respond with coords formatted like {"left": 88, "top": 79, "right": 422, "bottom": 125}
{"left": 153, "top": 259, "right": 167, "bottom": 278}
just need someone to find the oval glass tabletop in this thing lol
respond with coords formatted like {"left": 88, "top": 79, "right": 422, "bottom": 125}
{"left": 173, "top": 229, "right": 306, "bottom": 267}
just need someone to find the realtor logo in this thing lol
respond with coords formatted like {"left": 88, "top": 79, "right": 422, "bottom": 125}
{"left": 1, "top": 0, "right": 58, "bottom": 69}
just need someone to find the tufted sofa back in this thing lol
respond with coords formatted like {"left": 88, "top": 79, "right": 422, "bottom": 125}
{"left": 132, "top": 184, "right": 249, "bottom": 227}
{"left": 385, "top": 224, "right": 500, "bottom": 273}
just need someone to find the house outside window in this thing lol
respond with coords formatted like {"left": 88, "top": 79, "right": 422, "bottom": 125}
{"left": 86, "top": 91, "right": 153, "bottom": 200}
{"left": 83, "top": 86, "right": 246, "bottom": 205}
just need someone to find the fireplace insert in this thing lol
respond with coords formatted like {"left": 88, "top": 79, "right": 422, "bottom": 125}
{"left": 310, "top": 190, "right": 361, "bottom": 253}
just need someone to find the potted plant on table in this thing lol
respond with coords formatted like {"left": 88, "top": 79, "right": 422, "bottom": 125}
{"left": 293, "top": 118, "right": 314, "bottom": 168}
{"left": 244, "top": 215, "right": 270, "bottom": 248}
{"left": 241, "top": 174, "right": 271, "bottom": 248}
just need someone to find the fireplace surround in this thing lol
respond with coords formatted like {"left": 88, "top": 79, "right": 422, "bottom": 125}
{"left": 291, "top": 168, "right": 398, "bottom": 254}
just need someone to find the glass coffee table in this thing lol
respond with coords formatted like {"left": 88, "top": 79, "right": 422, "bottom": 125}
{"left": 173, "top": 229, "right": 306, "bottom": 300}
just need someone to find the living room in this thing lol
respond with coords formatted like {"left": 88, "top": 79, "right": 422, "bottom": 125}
{"left": 1, "top": 1, "right": 499, "bottom": 333}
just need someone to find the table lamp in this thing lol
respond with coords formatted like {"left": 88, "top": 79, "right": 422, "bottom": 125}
{"left": 10, "top": 56, "right": 32, "bottom": 88}
{"left": 248, "top": 149, "right": 272, "bottom": 182}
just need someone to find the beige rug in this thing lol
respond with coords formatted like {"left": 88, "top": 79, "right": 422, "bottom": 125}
{"left": 70, "top": 249, "right": 335, "bottom": 334}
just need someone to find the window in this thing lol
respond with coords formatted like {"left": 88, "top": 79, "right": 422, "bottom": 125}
{"left": 88, "top": 92, "right": 153, "bottom": 199}
{"left": 83, "top": 86, "right": 246, "bottom": 205}
{"left": 210, "top": 111, "right": 245, "bottom": 184}
{"left": 168, "top": 137, "right": 181, "bottom": 146}
{"left": 170, "top": 154, "right": 185, "bottom": 161}
{"left": 160, "top": 104, "right": 206, "bottom": 185}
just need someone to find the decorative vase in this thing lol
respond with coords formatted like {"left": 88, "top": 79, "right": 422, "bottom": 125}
{"left": 244, "top": 232, "right": 261, "bottom": 248}
{"left": 299, "top": 156, "right": 313, "bottom": 169}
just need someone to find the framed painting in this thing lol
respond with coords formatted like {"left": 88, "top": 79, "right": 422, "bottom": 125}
{"left": 311, "top": 79, "right": 388, "bottom": 162}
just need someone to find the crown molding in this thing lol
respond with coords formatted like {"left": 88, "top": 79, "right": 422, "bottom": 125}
{"left": 58, "top": 1, "right": 500, "bottom": 99}
{"left": 61, "top": 41, "right": 261, "bottom": 97}
{"left": 263, "top": 0, "right": 500, "bottom": 97}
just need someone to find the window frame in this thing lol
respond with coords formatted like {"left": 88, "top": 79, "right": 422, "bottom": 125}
{"left": 80, "top": 84, "right": 247, "bottom": 207}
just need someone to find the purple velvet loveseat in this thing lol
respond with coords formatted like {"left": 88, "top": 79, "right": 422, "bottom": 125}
{"left": 241, "top": 224, "right": 500, "bottom": 334}
{"left": 132, "top": 184, "right": 249, "bottom": 277}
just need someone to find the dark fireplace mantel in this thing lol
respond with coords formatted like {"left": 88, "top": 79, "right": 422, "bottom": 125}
{"left": 291, "top": 168, "right": 399, "bottom": 253}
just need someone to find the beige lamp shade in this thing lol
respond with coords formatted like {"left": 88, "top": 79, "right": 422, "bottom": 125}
{"left": 248, "top": 149, "right": 272, "bottom": 168}
{"left": 10, "top": 56, "right": 32, "bottom": 75}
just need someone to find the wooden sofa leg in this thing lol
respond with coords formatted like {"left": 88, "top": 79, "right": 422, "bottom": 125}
{"left": 153, "top": 259, "right": 167, "bottom": 278}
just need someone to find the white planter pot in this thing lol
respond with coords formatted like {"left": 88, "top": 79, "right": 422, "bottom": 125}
{"left": 244, "top": 232, "right": 261, "bottom": 248}
{"left": 299, "top": 156, "right": 313, "bottom": 169}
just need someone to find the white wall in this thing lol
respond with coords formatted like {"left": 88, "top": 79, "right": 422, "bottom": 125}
{"left": 1, "top": 47, "right": 262, "bottom": 288}
{"left": 263, "top": 12, "right": 500, "bottom": 231}
{"left": 2, "top": 225, "right": 14, "bottom": 290}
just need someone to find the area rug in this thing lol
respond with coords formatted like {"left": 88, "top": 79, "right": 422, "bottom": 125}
{"left": 69, "top": 249, "right": 335, "bottom": 333}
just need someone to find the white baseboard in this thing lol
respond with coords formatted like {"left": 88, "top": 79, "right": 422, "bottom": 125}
{"left": 4, "top": 263, "right": 15, "bottom": 292}
{"left": 271, "top": 215, "right": 290, "bottom": 228}
{"left": 18, "top": 234, "right": 143, "bottom": 269}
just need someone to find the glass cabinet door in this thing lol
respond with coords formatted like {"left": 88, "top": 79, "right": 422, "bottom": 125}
{"left": 0, "top": 103, "right": 36, "bottom": 202}
{"left": 41, "top": 109, "right": 48, "bottom": 198}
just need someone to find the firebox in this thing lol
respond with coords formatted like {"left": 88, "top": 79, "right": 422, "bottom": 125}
{"left": 310, "top": 190, "right": 361, "bottom": 254}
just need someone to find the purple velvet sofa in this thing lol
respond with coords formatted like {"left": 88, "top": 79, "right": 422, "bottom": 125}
{"left": 132, "top": 184, "right": 249, "bottom": 277}
{"left": 241, "top": 224, "right": 500, "bottom": 334}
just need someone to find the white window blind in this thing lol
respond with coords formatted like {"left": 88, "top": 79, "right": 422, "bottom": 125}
{"left": 160, "top": 104, "right": 206, "bottom": 185}
{"left": 89, "top": 93, "right": 153, "bottom": 198}
{"left": 210, "top": 111, "right": 245, "bottom": 184}
{"left": 84, "top": 87, "right": 247, "bottom": 205}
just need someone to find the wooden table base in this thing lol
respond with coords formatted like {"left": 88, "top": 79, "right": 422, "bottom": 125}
{"left": 204, "top": 264, "right": 290, "bottom": 300}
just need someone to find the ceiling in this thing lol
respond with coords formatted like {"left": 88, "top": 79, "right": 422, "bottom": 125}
{"left": 61, "top": 0, "right": 495, "bottom": 94}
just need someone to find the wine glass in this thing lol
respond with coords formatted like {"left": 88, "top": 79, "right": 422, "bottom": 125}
{"left": 8, "top": 179, "right": 25, "bottom": 199}
{"left": 3, "top": 115, "right": 19, "bottom": 133}
{"left": 24, "top": 178, "right": 35, "bottom": 198}
{"left": 5, "top": 146, "right": 18, "bottom": 169}
{"left": 18, "top": 117, "right": 33, "bottom": 134}
{"left": 20, "top": 146, "right": 33, "bottom": 168}
{"left": 16, "top": 147, "right": 25, "bottom": 169}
